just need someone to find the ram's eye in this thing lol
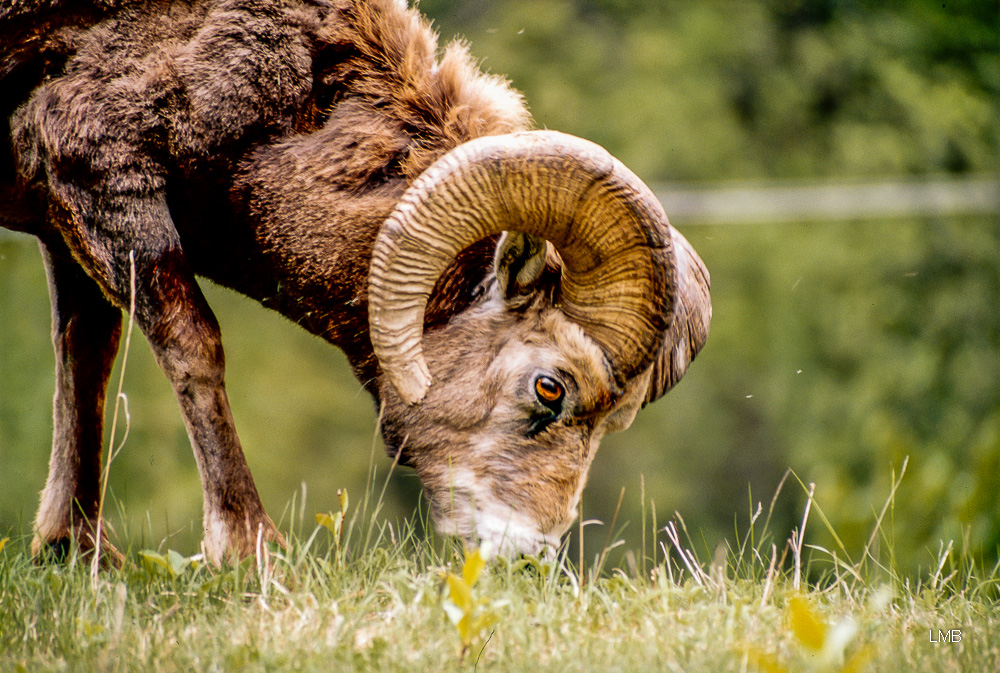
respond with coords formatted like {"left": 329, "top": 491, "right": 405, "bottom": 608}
{"left": 534, "top": 375, "right": 564, "bottom": 409}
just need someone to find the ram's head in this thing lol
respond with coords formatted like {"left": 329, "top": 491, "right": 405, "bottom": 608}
{"left": 369, "top": 131, "right": 710, "bottom": 556}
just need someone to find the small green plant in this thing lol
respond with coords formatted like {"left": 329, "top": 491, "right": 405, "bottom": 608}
{"left": 442, "top": 546, "right": 498, "bottom": 662}
{"left": 137, "top": 549, "right": 204, "bottom": 580}
{"left": 316, "top": 488, "right": 350, "bottom": 552}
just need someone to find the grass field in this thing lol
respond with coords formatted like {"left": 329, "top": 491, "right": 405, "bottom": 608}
{"left": 1, "top": 480, "right": 997, "bottom": 673}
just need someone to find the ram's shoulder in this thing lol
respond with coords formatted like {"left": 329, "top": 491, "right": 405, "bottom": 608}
{"left": 318, "top": 0, "right": 531, "bottom": 179}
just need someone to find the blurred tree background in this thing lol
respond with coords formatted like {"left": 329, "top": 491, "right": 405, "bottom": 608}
{"left": 1, "top": 0, "right": 997, "bottom": 576}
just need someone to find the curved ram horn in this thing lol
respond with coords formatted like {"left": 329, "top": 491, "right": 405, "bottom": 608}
{"left": 368, "top": 130, "right": 676, "bottom": 405}
{"left": 642, "top": 226, "right": 712, "bottom": 407}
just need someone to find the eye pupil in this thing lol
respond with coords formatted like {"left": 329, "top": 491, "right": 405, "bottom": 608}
{"left": 535, "top": 376, "right": 564, "bottom": 404}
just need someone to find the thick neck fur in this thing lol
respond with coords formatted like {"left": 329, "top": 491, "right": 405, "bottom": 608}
{"left": 221, "top": 0, "right": 530, "bottom": 387}
{"left": 6, "top": 0, "right": 530, "bottom": 389}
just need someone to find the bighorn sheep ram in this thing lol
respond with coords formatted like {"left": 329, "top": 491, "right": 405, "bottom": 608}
{"left": 1, "top": 0, "right": 710, "bottom": 564}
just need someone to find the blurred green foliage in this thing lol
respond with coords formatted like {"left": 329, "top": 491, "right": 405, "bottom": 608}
{"left": 421, "top": 0, "right": 998, "bottom": 181}
{"left": 1, "top": 0, "right": 997, "bottom": 576}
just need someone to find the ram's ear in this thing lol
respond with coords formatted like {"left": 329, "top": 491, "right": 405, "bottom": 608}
{"left": 494, "top": 231, "right": 548, "bottom": 302}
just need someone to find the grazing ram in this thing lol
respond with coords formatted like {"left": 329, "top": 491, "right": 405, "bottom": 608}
{"left": 0, "top": 0, "right": 711, "bottom": 564}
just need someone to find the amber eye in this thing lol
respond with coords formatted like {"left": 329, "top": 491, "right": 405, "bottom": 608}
{"left": 534, "top": 375, "right": 564, "bottom": 408}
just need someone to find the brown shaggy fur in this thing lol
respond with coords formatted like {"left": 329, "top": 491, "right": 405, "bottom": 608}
{"left": 1, "top": 0, "right": 708, "bottom": 564}
{"left": 2, "top": 0, "right": 531, "bottom": 563}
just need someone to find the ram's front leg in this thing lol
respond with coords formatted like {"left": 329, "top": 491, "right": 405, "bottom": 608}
{"left": 53, "top": 190, "right": 280, "bottom": 565}
{"left": 133, "top": 247, "right": 281, "bottom": 564}
{"left": 139, "top": 248, "right": 281, "bottom": 563}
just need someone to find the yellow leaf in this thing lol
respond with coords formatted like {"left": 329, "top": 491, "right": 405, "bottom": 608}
{"left": 839, "top": 644, "right": 872, "bottom": 673}
{"left": 463, "top": 548, "right": 486, "bottom": 587}
{"left": 457, "top": 613, "right": 473, "bottom": 645}
{"left": 746, "top": 648, "right": 789, "bottom": 673}
{"left": 338, "top": 488, "right": 349, "bottom": 514}
{"left": 456, "top": 611, "right": 495, "bottom": 646}
{"left": 316, "top": 511, "right": 344, "bottom": 536}
{"left": 0, "top": 537, "right": 8, "bottom": 554}
{"left": 787, "top": 595, "right": 827, "bottom": 651}
{"left": 471, "top": 612, "right": 497, "bottom": 638}
{"left": 447, "top": 573, "right": 473, "bottom": 613}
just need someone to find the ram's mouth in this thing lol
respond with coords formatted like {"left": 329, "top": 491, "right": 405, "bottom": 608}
{"left": 425, "top": 475, "right": 566, "bottom": 558}
{"left": 474, "top": 514, "right": 563, "bottom": 559}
